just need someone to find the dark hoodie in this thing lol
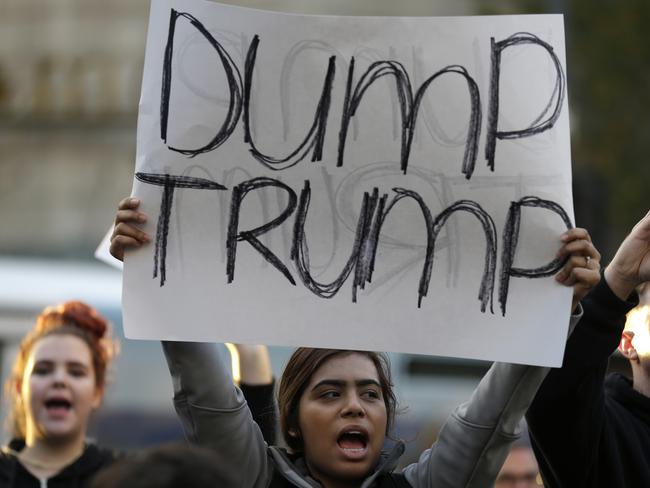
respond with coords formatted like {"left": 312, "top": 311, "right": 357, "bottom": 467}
{"left": 527, "top": 279, "right": 648, "bottom": 488}
{"left": 0, "top": 439, "right": 117, "bottom": 488}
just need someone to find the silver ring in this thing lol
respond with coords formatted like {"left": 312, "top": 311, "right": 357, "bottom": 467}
{"left": 586, "top": 256, "right": 591, "bottom": 266}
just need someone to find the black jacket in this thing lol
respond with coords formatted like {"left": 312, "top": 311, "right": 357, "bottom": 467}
{"left": 0, "top": 439, "right": 117, "bottom": 488}
{"left": 241, "top": 380, "right": 277, "bottom": 445}
{"left": 527, "top": 279, "right": 645, "bottom": 487}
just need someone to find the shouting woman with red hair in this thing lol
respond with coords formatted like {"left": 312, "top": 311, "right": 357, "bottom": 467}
{"left": 1, "top": 301, "right": 119, "bottom": 487}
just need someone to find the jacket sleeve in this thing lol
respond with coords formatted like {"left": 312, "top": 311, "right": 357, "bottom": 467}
{"left": 241, "top": 380, "right": 277, "bottom": 445}
{"left": 402, "top": 310, "right": 583, "bottom": 488}
{"left": 161, "top": 341, "right": 271, "bottom": 488}
{"left": 526, "top": 280, "right": 638, "bottom": 487}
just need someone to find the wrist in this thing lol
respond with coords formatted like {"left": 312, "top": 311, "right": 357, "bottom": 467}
{"left": 236, "top": 345, "right": 267, "bottom": 362}
{"left": 233, "top": 344, "right": 273, "bottom": 385}
{"left": 604, "top": 265, "right": 637, "bottom": 301}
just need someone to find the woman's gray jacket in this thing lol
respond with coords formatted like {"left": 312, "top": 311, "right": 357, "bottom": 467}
{"left": 162, "top": 309, "right": 581, "bottom": 488}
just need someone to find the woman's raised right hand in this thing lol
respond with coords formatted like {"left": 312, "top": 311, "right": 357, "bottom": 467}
{"left": 109, "top": 197, "right": 150, "bottom": 261}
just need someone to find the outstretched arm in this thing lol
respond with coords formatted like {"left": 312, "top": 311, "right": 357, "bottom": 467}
{"left": 402, "top": 228, "right": 600, "bottom": 488}
{"left": 603, "top": 209, "right": 650, "bottom": 300}
{"left": 161, "top": 342, "right": 271, "bottom": 487}
{"left": 527, "top": 212, "right": 650, "bottom": 487}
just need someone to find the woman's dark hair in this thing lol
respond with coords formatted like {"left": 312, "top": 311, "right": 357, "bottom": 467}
{"left": 277, "top": 348, "right": 397, "bottom": 452}
{"left": 5, "top": 300, "right": 116, "bottom": 438}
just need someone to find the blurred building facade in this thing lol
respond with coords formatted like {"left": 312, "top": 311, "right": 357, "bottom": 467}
{"left": 0, "top": 0, "right": 477, "bottom": 258}
{"left": 0, "top": 0, "right": 148, "bottom": 257}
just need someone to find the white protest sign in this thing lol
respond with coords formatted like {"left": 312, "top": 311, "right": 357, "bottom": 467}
{"left": 123, "top": 0, "right": 574, "bottom": 367}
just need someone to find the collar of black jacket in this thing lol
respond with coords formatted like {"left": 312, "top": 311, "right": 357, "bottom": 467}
{"left": 606, "top": 373, "right": 650, "bottom": 424}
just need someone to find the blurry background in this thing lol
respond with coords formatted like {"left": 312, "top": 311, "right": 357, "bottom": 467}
{"left": 0, "top": 0, "right": 647, "bottom": 458}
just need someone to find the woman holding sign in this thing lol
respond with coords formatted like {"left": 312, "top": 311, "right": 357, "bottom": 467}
{"left": 111, "top": 197, "right": 600, "bottom": 487}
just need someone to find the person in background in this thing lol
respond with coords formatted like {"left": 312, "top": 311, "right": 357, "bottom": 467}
{"left": 527, "top": 210, "right": 650, "bottom": 487}
{"left": 495, "top": 435, "right": 541, "bottom": 488}
{"left": 91, "top": 442, "right": 230, "bottom": 488}
{"left": 0, "top": 301, "right": 119, "bottom": 487}
{"left": 110, "top": 197, "right": 601, "bottom": 487}
{"left": 0, "top": 302, "right": 276, "bottom": 488}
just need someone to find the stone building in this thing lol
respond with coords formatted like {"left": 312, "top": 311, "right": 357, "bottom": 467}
{"left": 0, "top": 0, "right": 149, "bottom": 257}
{"left": 0, "top": 0, "right": 475, "bottom": 258}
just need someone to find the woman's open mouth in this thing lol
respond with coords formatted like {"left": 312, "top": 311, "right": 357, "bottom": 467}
{"left": 44, "top": 398, "right": 72, "bottom": 418}
{"left": 337, "top": 430, "right": 369, "bottom": 460}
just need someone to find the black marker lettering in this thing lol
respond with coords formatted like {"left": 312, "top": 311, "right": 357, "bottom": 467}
{"left": 430, "top": 200, "right": 497, "bottom": 313}
{"left": 364, "top": 195, "right": 496, "bottom": 311}
{"left": 338, "top": 61, "right": 481, "bottom": 178}
{"left": 243, "top": 36, "right": 336, "bottom": 170}
{"left": 135, "top": 172, "right": 227, "bottom": 286}
{"left": 161, "top": 10, "right": 243, "bottom": 156}
{"left": 499, "top": 196, "right": 573, "bottom": 316}
{"left": 290, "top": 181, "right": 378, "bottom": 301}
{"left": 227, "top": 177, "right": 297, "bottom": 284}
{"left": 486, "top": 32, "right": 566, "bottom": 171}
